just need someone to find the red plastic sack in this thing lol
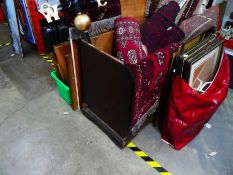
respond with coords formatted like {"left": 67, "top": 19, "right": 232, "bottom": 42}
{"left": 162, "top": 53, "right": 230, "bottom": 150}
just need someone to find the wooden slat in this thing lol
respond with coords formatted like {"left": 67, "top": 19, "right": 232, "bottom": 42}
{"left": 72, "top": 40, "right": 82, "bottom": 109}
{"left": 65, "top": 54, "right": 79, "bottom": 111}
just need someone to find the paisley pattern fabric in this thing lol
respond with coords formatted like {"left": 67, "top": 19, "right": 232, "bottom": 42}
{"left": 129, "top": 46, "right": 178, "bottom": 134}
{"left": 115, "top": 17, "right": 147, "bottom": 64}
{"left": 115, "top": 17, "right": 179, "bottom": 133}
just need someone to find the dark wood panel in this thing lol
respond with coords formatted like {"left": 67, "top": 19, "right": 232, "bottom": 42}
{"left": 79, "top": 40, "right": 135, "bottom": 138}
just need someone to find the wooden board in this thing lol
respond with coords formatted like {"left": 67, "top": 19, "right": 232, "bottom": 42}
{"left": 71, "top": 40, "right": 82, "bottom": 109}
{"left": 91, "top": 31, "right": 114, "bottom": 55}
{"left": 65, "top": 53, "right": 79, "bottom": 111}
{"left": 121, "top": 0, "right": 146, "bottom": 21}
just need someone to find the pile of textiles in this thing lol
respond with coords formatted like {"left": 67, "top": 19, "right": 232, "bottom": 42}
{"left": 115, "top": 1, "right": 183, "bottom": 133}
{"left": 145, "top": 0, "right": 214, "bottom": 20}
{"left": 60, "top": 0, "right": 218, "bottom": 41}
{"left": 179, "top": 5, "right": 219, "bottom": 43}
{"left": 114, "top": 0, "right": 220, "bottom": 134}
{"left": 145, "top": 0, "right": 219, "bottom": 37}
{"left": 150, "top": 1, "right": 226, "bottom": 150}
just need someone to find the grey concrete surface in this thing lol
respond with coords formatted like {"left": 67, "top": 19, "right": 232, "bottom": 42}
{"left": 0, "top": 23, "right": 233, "bottom": 175}
{"left": 134, "top": 89, "right": 233, "bottom": 175}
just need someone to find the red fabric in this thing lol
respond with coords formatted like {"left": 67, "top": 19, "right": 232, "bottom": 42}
{"left": 219, "top": 36, "right": 233, "bottom": 50}
{"left": 115, "top": 17, "right": 146, "bottom": 64}
{"left": 115, "top": 17, "right": 178, "bottom": 133}
{"left": 156, "top": 1, "right": 180, "bottom": 22}
{"left": 0, "top": 5, "right": 5, "bottom": 23}
{"left": 141, "top": 1, "right": 184, "bottom": 54}
{"left": 224, "top": 40, "right": 233, "bottom": 50}
{"left": 129, "top": 48, "right": 174, "bottom": 133}
{"left": 162, "top": 53, "right": 230, "bottom": 150}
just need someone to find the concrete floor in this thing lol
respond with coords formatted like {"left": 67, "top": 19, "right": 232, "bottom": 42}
{"left": 0, "top": 23, "right": 233, "bottom": 175}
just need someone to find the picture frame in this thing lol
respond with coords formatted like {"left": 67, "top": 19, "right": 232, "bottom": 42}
{"left": 182, "top": 38, "right": 224, "bottom": 92}
{"left": 175, "top": 34, "right": 215, "bottom": 77}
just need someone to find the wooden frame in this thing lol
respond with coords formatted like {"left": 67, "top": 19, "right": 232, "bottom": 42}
{"left": 189, "top": 44, "right": 223, "bottom": 90}
{"left": 69, "top": 0, "right": 165, "bottom": 148}
{"left": 182, "top": 38, "right": 224, "bottom": 92}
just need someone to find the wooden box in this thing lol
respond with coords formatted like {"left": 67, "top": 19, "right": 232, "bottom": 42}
{"left": 73, "top": 0, "right": 150, "bottom": 148}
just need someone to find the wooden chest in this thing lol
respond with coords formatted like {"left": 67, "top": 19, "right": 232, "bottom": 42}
{"left": 72, "top": 0, "right": 154, "bottom": 148}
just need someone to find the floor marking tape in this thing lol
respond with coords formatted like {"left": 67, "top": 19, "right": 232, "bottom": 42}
{"left": 5, "top": 42, "right": 11, "bottom": 46}
{"left": 0, "top": 42, "right": 11, "bottom": 47}
{"left": 127, "top": 142, "right": 172, "bottom": 175}
{"left": 40, "top": 54, "right": 53, "bottom": 66}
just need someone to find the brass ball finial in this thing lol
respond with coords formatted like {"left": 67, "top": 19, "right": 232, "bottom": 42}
{"left": 74, "top": 13, "right": 91, "bottom": 32}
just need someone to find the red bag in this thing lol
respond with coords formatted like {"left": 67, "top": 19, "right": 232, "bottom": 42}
{"left": 161, "top": 53, "right": 230, "bottom": 150}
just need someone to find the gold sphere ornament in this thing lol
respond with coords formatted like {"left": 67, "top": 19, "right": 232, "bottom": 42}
{"left": 74, "top": 13, "right": 91, "bottom": 32}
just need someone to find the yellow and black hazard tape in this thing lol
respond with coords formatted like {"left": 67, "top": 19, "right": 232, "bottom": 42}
{"left": 0, "top": 42, "right": 11, "bottom": 48}
{"left": 127, "top": 142, "right": 171, "bottom": 175}
{"left": 40, "top": 53, "right": 53, "bottom": 66}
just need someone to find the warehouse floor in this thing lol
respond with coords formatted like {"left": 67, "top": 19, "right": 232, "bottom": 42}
{"left": 0, "top": 23, "right": 233, "bottom": 175}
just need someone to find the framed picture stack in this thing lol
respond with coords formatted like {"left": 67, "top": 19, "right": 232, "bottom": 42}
{"left": 176, "top": 35, "right": 224, "bottom": 93}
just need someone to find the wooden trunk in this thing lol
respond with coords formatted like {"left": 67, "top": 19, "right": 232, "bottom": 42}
{"left": 78, "top": 0, "right": 148, "bottom": 148}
